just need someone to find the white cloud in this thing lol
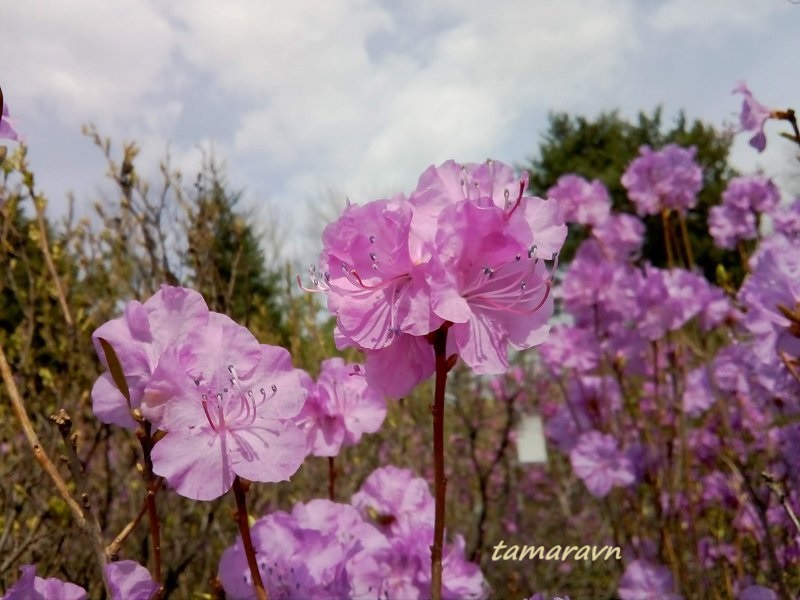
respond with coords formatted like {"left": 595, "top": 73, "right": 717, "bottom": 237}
{"left": 648, "top": 0, "right": 787, "bottom": 33}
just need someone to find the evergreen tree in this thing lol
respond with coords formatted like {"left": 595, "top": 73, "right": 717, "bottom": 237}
{"left": 523, "top": 108, "right": 740, "bottom": 281}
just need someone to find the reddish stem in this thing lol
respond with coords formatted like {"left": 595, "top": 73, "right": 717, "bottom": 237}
{"left": 328, "top": 456, "right": 337, "bottom": 501}
{"left": 232, "top": 477, "right": 268, "bottom": 600}
{"left": 430, "top": 326, "right": 449, "bottom": 600}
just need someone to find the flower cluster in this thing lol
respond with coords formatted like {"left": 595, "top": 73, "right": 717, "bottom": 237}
{"left": 218, "top": 466, "right": 489, "bottom": 599}
{"left": 708, "top": 175, "right": 780, "bottom": 249}
{"left": 306, "top": 160, "right": 567, "bottom": 397}
{"left": 621, "top": 144, "right": 702, "bottom": 215}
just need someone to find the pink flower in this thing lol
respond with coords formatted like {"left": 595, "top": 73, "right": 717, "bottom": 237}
{"left": 141, "top": 312, "right": 307, "bottom": 500}
{"left": 0, "top": 100, "right": 20, "bottom": 142}
{"left": 570, "top": 431, "right": 636, "bottom": 497}
{"left": 2, "top": 565, "right": 87, "bottom": 600}
{"left": 362, "top": 332, "right": 438, "bottom": 399}
{"left": 104, "top": 561, "right": 159, "bottom": 600}
{"left": 733, "top": 81, "right": 774, "bottom": 152}
{"left": 428, "top": 198, "right": 563, "bottom": 374}
{"left": 621, "top": 144, "right": 703, "bottom": 215}
{"left": 317, "top": 195, "right": 439, "bottom": 350}
{"left": 296, "top": 358, "right": 387, "bottom": 456}
{"left": 618, "top": 560, "right": 682, "bottom": 600}
{"left": 547, "top": 174, "right": 611, "bottom": 226}
{"left": 739, "top": 585, "right": 777, "bottom": 600}
{"left": 91, "top": 286, "right": 210, "bottom": 429}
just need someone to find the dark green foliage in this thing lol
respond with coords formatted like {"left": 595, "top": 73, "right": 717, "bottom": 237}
{"left": 524, "top": 108, "right": 742, "bottom": 282}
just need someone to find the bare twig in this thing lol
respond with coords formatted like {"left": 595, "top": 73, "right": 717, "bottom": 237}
{"left": 0, "top": 343, "right": 110, "bottom": 594}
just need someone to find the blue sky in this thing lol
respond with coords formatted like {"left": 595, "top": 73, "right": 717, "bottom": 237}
{"left": 3, "top": 0, "right": 799, "bottom": 260}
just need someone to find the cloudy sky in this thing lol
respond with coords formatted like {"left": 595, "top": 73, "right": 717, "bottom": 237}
{"left": 3, "top": 0, "right": 799, "bottom": 259}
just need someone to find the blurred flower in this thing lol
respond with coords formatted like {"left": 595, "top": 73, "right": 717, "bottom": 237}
{"left": 618, "top": 559, "right": 682, "bottom": 600}
{"left": 739, "top": 236, "right": 800, "bottom": 363}
{"left": 104, "top": 561, "right": 159, "bottom": 600}
{"left": 91, "top": 285, "right": 210, "bottom": 429}
{"left": 0, "top": 100, "right": 20, "bottom": 142}
{"left": 570, "top": 431, "right": 637, "bottom": 497}
{"left": 709, "top": 204, "right": 757, "bottom": 250}
{"left": 547, "top": 174, "right": 611, "bottom": 226}
{"left": 296, "top": 357, "right": 386, "bottom": 457}
{"left": 592, "top": 213, "right": 646, "bottom": 261}
{"left": 733, "top": 81, "right": 774, "bottom": 152}
{"left": 682, "top": 367, "right": 715, "bottom": 416}
{"left": 141, "top": 312, "right": 307, "bottom": 500}
{"left": 621, "top": 144, "right": 702, "bottom": 216}
{"left": 771, "top": 197, "right": 800, "bottom": 239}
{"left": 739, "top": 585, "right": 777, "bottom": 600}
{"left": 2, "top": 565, "right": 87, "bottom": 600}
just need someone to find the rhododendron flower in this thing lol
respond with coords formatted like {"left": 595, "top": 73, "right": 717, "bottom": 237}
{"left": 296, "top": 357, "right": 386, "bottom": 456}
{"left": 547, "top": 174, "right": 611, "bottom": 226}
{"left": 738, "top": 236, "right": 800, "bottom": 363}
{"left": 592, "top": 213, "right": 645, "bottom": 261}
{"left": 739, "top": 585, "right": 777, "bottom": 600}
{"left": 362, "top": 332, "right": 438, "bottom": 399}
{"left": 733, "top": 82, "right": 773, "bottom": 152}
{"left": 618, "top": 560, "right": 682, "bottom": 600}
{"left": 682, "top": 367, "right": 715, "bottom": 416}
{"left": 428, "top": 198, "right": 564, "bottom": 374}
{"left": 141, "top": 311, "right": 307, "bottom": 500}
{"left": 219, "top": 500, "right": 385, "bottom": 599}
{"left": 570, "top": 431, "right": 637, "bottom": 497}
{"left": 709, "top": 203, "right": 757, "bottom": 249}
{"left": 91, "top": 286, "right": 210, "bottom": 429}
{"left": 351, "top": 465, "right": 435, "bottom": 526}
{"left": 0, "top": 101, "right": 20, "bottom": 142}
{"left": 723, "top": 176, "right": 780, "bottom": 213}
{"left": 316, "top": 195, "right": 440, "bottom": 350}
{"left": 771, "top": 197, "right": 800, "bottom": 239}
{"left": 104, "top": 561, "right": 159, "bottom": 600}
{"left": 621, "top": 144, "right": 702, "bottom": 215}
{"left": 2, "top": 565, "right": 87, "bottom": 600}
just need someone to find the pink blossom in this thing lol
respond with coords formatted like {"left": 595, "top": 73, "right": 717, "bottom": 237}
{"left": 739, "top": 586, "right": 777, "bottom": 600}
{"left": 547, "top": 174, "right": 611, "bottom": 226}
{"left": 91, "top": 285, "right": 210, "bottom": 429}
{"left": 733, "top": 81, "right": 774, "bottom": 152}
{"left": 296, "top": 358, "right": 386, "bottom": 456}
{"left": 141, "top": 312, "right": 307, "bottom": 500}
{"left": 570, "top": 431, "right": 637, "bottom": 497}
{"left": 428, "top": 198, "right": 563, "bottom": 374}
{"left": 0, "top": 100, "right": 20, "bottom": 142}
{"left": 317, "top": 195, "right": 440, "bottom": 350}
{"left": 362, "top": 331, "right": 438, "bottom": 399}
{"left": 621, "top": 144, "right": 703, "bottom": 215}
{"left": 592, "top": 213, "right": 645, "bottom": 261}
{"left": 104, "top": 561, "right": 159, "bottom": 600}
{"left": 618, "top": 559, "right": 682, "bottom": 600}
{"left": 2, "top": 565, "right": 87, "bottom": 600}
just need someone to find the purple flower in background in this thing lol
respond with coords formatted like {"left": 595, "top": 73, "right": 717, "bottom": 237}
{"left": 733, "top": 81, "right": 774, "bottom": 152}
{"left": 141, "top": 312, "right": 307, "bottom": 500}
{"left": 621, "top": 144, "right": 703, "bottom": 216}
{"left": 618, "top": 560, "right": 682, "bottom": 600}
{"left": 296, "top": 357, "right": 386, "bottom": 456}
{"left": 546, "top": 174, "right": 611, "bottom": 226}
{"left": 91, "top": 285, "right": 210, "bottom": 429}
{"left": 351, "top": 465, "right": 435, "bottom": 529}
{"left": 723, "top": 176, "right": 780, "bottom": 213}
{"left": 570, "top": 431, "right": 637, "bottom": 497}
{"left": 738, "top": 236, "right": 800, "bottom": 363}
{"left": 739, "top": 585, "right": 777, "bottom": 600}
{"left": 772, "top": 197, "right": 800, "bottom": 239}
{"left": 0, "top": 100, "right": 20, "bottom": 142}
{"left": 104, "top": 561, "right": 159, "bottom": 600}
{"left": 708, "top": 204, "right": 756, "bottom": 250}
{"left": 682, "top": 367, "right": 716, "bottom": 416}
{"left": 592, "top": 213, "right": 646, "bottom": 261}
{"left": 2, "top": 565, "right": 87, "bottom": 600}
